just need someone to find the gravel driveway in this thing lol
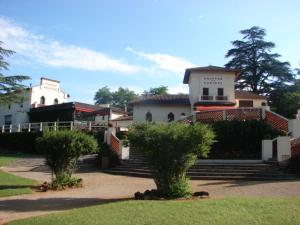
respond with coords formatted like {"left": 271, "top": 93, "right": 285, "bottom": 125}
{"left": 1, "top": 156, "right": 300, "bottom": 223}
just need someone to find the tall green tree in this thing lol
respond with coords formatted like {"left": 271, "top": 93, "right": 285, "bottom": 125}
{"left": 225, "top": 26, "right": 294, "bottom": 95}
{"left": 94, "top": 86, "right": 112, "bottom": 105}
{"left": 94, "top": 86, "right": 137, "bottom": 111}
{"left": 269, "top": 77, "right": 300, "bottom": 118}
{"left": 0, "top": 41, "right": 30, "bottom": 103}
{"left": 111, "top": 87, "right": 137, "bottom": 108}
{"left": 142, "top": 86, "right": 168, "bottom": 96}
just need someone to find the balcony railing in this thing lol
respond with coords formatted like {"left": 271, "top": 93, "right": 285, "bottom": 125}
{"left": 201, "top": 95, "right": 213, "bottom": 101}
{"left": 200, "top": 96, "right": 228, "bottom": 101}
{"left": 215, "top": 96, "right": 228, "bottom": 101}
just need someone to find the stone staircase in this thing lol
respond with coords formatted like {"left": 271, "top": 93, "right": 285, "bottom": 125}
{"left": 105, "top": 160, "right": 298, "bottom": 180}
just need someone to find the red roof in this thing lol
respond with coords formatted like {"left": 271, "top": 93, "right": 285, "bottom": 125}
{"left": 235, "top": 91, "right": 267, "bottom": 100}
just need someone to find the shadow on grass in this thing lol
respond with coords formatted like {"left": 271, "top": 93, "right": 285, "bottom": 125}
{"left": 0, "top": 185, "right": 36, "bottom": 190}
{"left": 0, "top": 197, "right": 132, "bottom": 213}
{"left": 196, "top": 179, "right": 300, "bottom": 188}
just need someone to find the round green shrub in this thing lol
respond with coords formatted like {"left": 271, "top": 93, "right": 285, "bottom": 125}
{"left": 36, "top": 130, "right": 98, "bottom": 187}
{"left": 128, "top": 122, "right": 215, "bottom": 198}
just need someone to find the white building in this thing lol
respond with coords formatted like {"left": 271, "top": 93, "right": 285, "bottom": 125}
{"left": 131, "top": 66, "right": 268, "bottom": 123}
{"left": 0, "top": 77, "right": 69, "bottom": 125}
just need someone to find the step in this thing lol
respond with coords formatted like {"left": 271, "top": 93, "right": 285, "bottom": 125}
{"left": 110, "top": 168, "right": 287, "bottom": 176}
{"left": 104, "top": 170, "right": 298, "bottom": 181}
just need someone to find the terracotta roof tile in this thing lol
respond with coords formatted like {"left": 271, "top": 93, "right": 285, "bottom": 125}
{"left": 235, "top": 91, "right": 267, "bottom": 100}
{"left": 129, "top": 94, "right": 190, "bottom": 106}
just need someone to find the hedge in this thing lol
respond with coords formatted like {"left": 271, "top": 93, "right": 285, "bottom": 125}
{"left": 208, "top": 120, "right": 284, "bottom": 159}
{"left": 0, "top": 131, "right": 105, "bottom": 154}
{"left": 0, "top": 132, "right": 42, "bottom": 153}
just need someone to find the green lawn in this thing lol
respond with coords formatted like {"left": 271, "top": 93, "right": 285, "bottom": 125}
{"left": 9, "top": 198, "right": 300, "bottom": 225}
{"left": 0, "top": 151, "right": 27, "bottom": 167}
{"left": 0, "top": 151, "right": 37, "bottom": 197}
{"left": 0, "top": 171, "right": 37, "bottom": 197}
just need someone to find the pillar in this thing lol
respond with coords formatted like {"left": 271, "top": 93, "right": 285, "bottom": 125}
{"left": 262, "top": 140, "right": 272, "bottom": 161}
{"left": 288, "top": 119, "right": 300, "bottom": 138}
{"left": 277, "top": 136, "right": 291, "bottom": 162}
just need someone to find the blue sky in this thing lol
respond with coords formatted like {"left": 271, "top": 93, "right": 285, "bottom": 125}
{"left": 0, "top": 0, "right": 299, "bottom": 103}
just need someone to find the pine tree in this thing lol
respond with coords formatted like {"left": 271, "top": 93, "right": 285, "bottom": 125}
{"left": 0, "top": 41, "right": 30, "bottom": 103}
{"left": 225, "top": 26, "right": 294, "bottom": 95}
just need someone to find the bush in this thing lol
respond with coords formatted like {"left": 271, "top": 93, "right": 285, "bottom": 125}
{"left": 36, "top": 130, "right": 98, "bottom": 188}
{"left": 128, "top": 122, "right": 215, "bottom": 198}
{"left": 210, "top": 120, "right": 283, "bottom": 159}
{"left": 288, "top": 155, "right": 300, "bottom": 175}
{"left": 0, "top": 132, "right": 42, "bottom": 153}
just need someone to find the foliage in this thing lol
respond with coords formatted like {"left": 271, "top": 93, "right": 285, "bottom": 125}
{"left": 0, "top": 132, "right": 42, "bottom": 153}
{"left": 51, "top": 174, "right": 82, "bottom": 190}
{"left": 288, "top": 155, "right": 300, "bottom": 175}
{"left": 0, "top": 41, "right": 30, "bottom": 103}
{"left": 269, "top": 80, "right": 300, "bottom": 118}
{"left": 36, "top": 130, "right": 98, "bottom": 186}
{"left": 9, "top": 198, "right": 300, "bottom": 225}
{"left": 225, "top": 26, "right": 295, "bottom": 95}
{"left": 94, "top": 86, "right": 137, "bottom": 107}
{"left": 0, "top": 171, "right": 37, "bottom": 197}
{"left": 94, "top": 86, "right": 137, "bottom": 114}
{"left": 142, "top": 86, "right": 168, "bottom": 96}
{"left": 93, "top": 86, "right": 112, "bottom": 104}
{"left": 111, "top": 87, "right": 137, "bottom": 108}
{"left": 210, "top": 120, "right": 283, "bottom": 159}
{"left": 128, "top": 122, "right": 215, "bottom": 198}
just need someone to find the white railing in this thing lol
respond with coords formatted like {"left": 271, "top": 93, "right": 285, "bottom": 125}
{"left": 0, "top": 121, "right": 108, "bottom": 133}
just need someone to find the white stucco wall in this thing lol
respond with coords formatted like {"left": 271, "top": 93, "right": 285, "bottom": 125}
{"left": 188, "top": 71, "right": 236, "bottom": 108}
{"left": 112, "top": 119, "right": 133, "bottom": 128}
{"left": 133, "top": 105, "right": 191, "bottom": 122}
{"left": 30, "top": 78, "right": 68, "bottom": 106}
{"left": 95, "top": 111, "right": 125, "bottom": 123}
{"left": 0, "top": 91, "right": 31, "bottom": 125}
{"left": 0, "top": 78, "right": 69, "bottom": 126}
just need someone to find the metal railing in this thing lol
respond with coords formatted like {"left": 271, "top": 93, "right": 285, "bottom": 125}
{"left": 201, "top": 95, "right": 213, "bottom": 100}
{"left": 215, "top": 96, "right": 228, "bottom": 101}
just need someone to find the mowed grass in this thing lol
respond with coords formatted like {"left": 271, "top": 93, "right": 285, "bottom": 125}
{"left": 0, "top": 171, "right": 37, "bottom": 197}
{"left": 0, "top": 151, "right": 27, "bottom": 167}
{"left": 9, "top": 198, "right": 300, "bottom": 225}
{"left": 0, "top": 151, "right": 37, "bottom": 197}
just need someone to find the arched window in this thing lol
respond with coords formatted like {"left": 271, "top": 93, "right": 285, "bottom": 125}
{"left": 261, "top": 102, "right": 267, "bottom": 106}
{"left": 40, "top": 96, "right": 45, "bottom": 105}
{"left": 145, "top": 112, "right": 152, "bottom": 122}
{"left": 168, "top": 112, "right": 175, "bottom": 122}
{"left": 54, "top": 98, "right": 59, "bottom": 105}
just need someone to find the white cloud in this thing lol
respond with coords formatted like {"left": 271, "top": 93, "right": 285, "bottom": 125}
{"left": 126, "top": 47, "right": 195, "bottom": 75}
{"left": 0, "top": 18, "right": 139, "bottom": 73}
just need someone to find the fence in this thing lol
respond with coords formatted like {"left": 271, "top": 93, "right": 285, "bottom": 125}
{"left": 110, "top": 133, "right": 121, "bottom": 156}
{"left": 265, "top": 111, "right": 289, "bottom": 133}
{"left": 291, "top": 137, "right": 300, "bottom": 157}
{"left": 196, "top": 107, "right": 289, "bottom": 133}
{"left": 0, "top": 121, "right": 107, "bottom": 133}
{"left": 196, "top": 108, "right": 262, "bottom": 123}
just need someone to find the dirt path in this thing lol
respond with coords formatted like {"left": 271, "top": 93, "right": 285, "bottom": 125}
{"left": 1, "top": 157, "right": 300, "bottom": 224}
